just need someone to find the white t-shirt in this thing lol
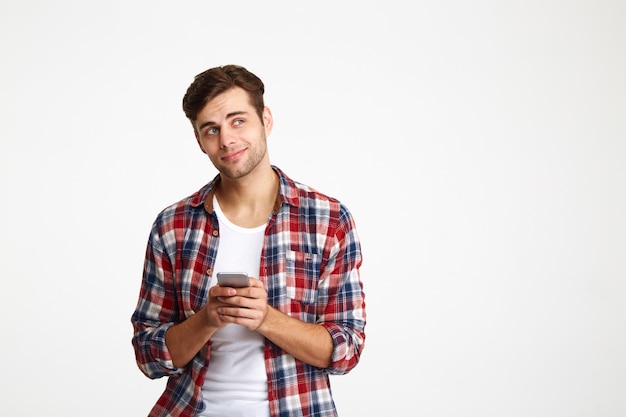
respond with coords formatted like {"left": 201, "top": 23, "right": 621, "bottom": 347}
{"left": 199, "top": 197, "right": 270, "bottom": 417}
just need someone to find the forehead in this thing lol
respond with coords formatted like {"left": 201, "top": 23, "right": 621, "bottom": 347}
{"left": 198, "top": 87, "right": 252, "bottom": 120}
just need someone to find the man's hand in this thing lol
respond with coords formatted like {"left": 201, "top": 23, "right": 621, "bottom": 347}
{"left": 209, "top": 277, "right": 268, "bottom": 330}
{"left": 208, "top": 276, "right": 334, "bottom": 369}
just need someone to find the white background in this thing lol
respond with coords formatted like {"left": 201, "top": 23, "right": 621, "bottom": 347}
{"left": 1, "top": 1, "right": 625, "bottom": 416}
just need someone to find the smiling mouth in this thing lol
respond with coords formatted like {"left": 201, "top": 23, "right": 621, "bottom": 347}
{"left": 223, "top": 149, "right": 246, "bottom": 161}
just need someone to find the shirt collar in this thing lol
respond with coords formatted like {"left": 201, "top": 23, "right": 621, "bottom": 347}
{"left": 195, "top": 166, "right": 297, "bottom": 214}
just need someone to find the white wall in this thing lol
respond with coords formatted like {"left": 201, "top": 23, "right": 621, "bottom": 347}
{"left": 1, "top": 1, "right": 625, "bottom": 416}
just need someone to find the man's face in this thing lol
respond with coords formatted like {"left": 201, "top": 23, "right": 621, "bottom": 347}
{"left": 194, "top": 87, "right": 272, "bottom": 180}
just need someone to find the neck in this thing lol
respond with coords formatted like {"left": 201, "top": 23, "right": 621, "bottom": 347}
{"left": 215, "top": 165, "right": 279, "bottom": 228}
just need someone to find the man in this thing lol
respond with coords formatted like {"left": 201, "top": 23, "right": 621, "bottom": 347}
{"left": 131, "top": 64, "right": 366, "bottom": 417}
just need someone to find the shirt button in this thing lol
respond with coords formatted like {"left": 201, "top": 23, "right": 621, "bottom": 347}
{"left": 212, "top": 230, "right": 219, "bottom": 237}
{"left": 206, "top": 268, "right": 212, "bottom": 275}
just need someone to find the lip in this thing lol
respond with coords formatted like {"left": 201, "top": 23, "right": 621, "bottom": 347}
{"left": 222, "top": 148, "right": 246, "bottom": 162}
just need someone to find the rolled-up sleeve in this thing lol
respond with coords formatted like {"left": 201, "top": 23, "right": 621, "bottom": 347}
{"left": 320, "top": 206, "right": 366, "bottom": 374}
{"left": 131, "top": 223, "right": 185, "bottom": 379}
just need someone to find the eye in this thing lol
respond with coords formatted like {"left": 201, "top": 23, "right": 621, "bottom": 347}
{"left": 206, "top": 127, "right": 219, "bottom": 136}
{"left": 233, "top": 119, "right": 244, "bottom": 127}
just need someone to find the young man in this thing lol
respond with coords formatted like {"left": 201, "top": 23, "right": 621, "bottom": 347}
{"left": 131, "top": 65, "right": 366, "bottom": 417}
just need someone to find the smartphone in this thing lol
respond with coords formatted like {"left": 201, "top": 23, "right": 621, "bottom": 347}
{"left": 216, "top": 272, "right": 250, "bottom": 288}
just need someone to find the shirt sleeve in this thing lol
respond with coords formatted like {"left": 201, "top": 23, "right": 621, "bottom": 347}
{"left": 319, "top": 205, "right": 366, "bottom": 375}
{"left": 130, "top": 222, "right": 185, "bottom": 379}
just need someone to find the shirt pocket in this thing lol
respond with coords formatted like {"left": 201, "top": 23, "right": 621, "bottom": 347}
{"left": 285, "top": 249, "right": 320, "bottom": 305}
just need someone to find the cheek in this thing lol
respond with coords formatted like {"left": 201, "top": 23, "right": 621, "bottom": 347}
{"left": 208, "top": 155, "right": 220, "bottom": 166}
{"left": 195, "top": 137, "right": 206, "bottom": 153}
{"left": 197, "top": 138, "right": 214, "bottom": 155}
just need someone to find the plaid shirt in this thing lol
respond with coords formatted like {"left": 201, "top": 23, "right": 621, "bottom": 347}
{"left": 131, "top": 166, "right": 366, "bottom": 417}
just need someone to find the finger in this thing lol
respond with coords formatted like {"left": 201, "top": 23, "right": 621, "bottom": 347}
{"left": 248, "top": 277, "right": 264, "bottom": 288}
{"left": 218, "top": 306, "right": 252, "bottom": 318}
{"left": 211, "top": 286, "right": 237, "bottom": 297}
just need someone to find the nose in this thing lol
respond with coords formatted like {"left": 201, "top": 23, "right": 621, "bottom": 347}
{"left": 219, "top": 126, "right": 236, "bottom": 148}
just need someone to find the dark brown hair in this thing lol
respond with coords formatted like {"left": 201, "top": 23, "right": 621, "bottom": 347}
{"left": 182, "top": 64, "right": 265, "bottom": 127}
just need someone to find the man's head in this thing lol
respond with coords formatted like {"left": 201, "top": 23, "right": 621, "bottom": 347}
{"left": 185, "top": 65, "right": 273, "bottom": 181}
{"left": 182, "top": 65, "right": 265, "bottom": 132}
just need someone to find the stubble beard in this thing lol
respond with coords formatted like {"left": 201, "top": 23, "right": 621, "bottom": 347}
{"left": 219, "top": 140, "right": 267, "bottom": 180}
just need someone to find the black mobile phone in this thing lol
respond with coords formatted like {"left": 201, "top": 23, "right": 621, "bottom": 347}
{"left": 216, "top": 272, "right": 250, "bottom": 288}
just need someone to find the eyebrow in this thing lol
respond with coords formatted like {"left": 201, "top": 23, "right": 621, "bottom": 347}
{"left": 197, "top": 111, "right": 249, "bottom": 132}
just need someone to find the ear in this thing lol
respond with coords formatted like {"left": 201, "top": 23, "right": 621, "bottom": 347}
{"left": 262, "top": 106, "right": 273, "bottom": 136}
